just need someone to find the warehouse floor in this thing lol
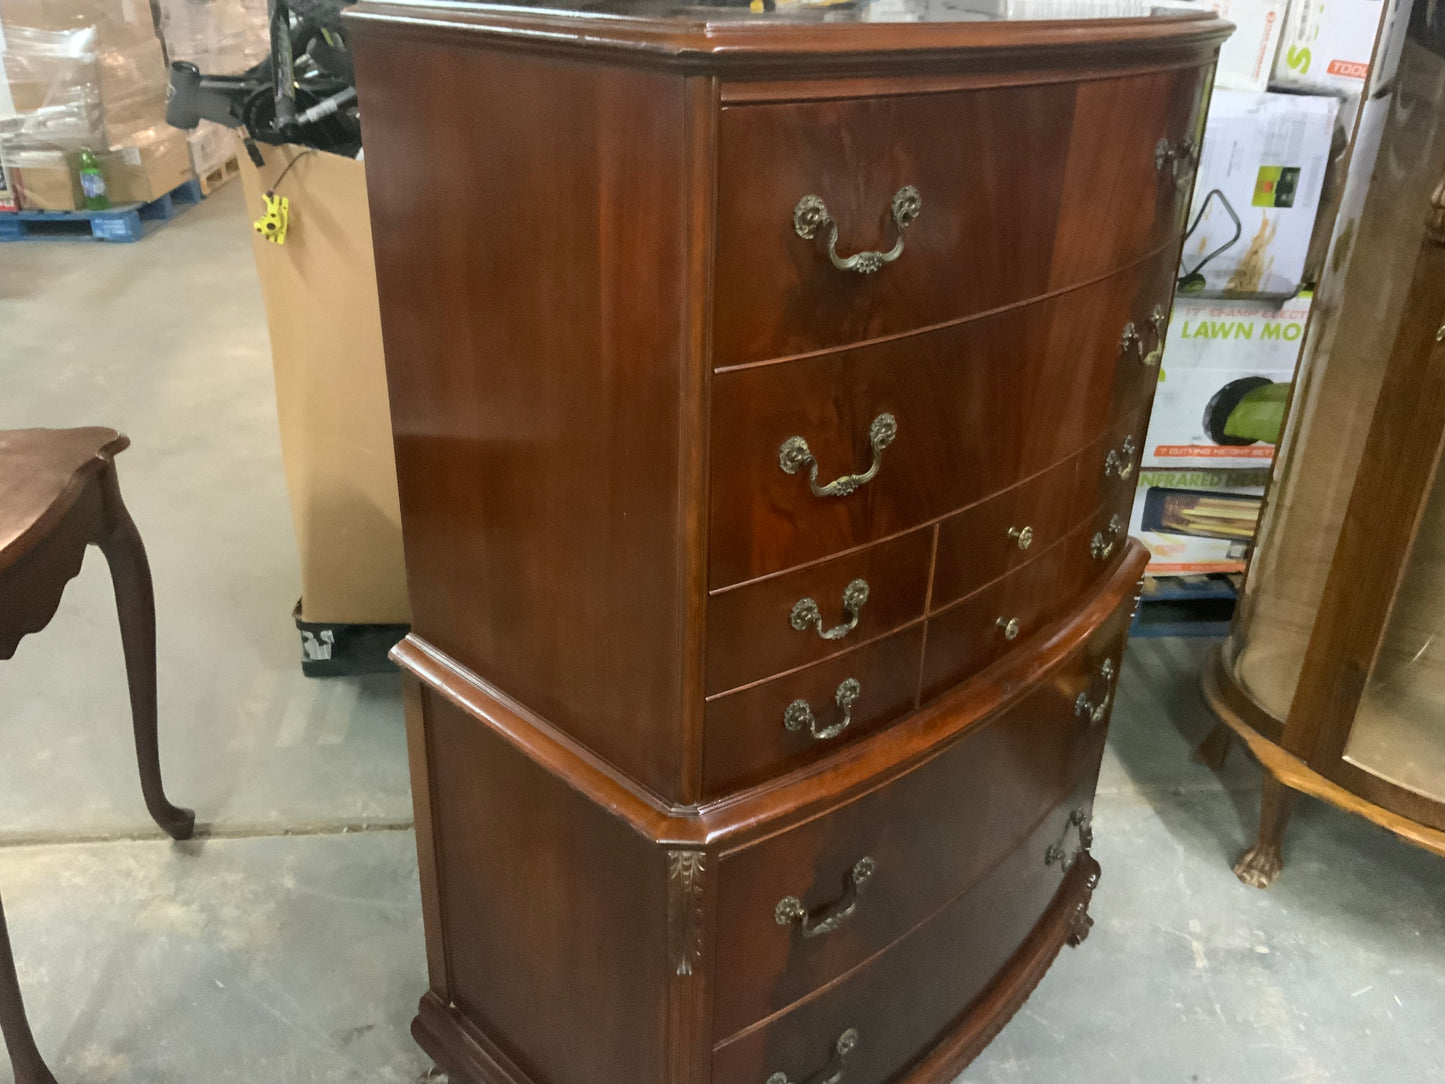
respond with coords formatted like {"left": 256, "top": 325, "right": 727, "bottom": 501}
{"left": 1, "top": 183, "right": 1442, "bottom": 1084}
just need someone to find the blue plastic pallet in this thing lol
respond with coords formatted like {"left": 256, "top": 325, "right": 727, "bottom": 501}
{"left": 0, "top": 176, "right": 204, "bottom": 243}
{"left": 1130, "top": 573, "right": 1240, "bottom": 638}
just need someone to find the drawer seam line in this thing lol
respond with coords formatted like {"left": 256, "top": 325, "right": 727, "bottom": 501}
{"left": 712, "top": 239, "right": 1176, "bottom": 374}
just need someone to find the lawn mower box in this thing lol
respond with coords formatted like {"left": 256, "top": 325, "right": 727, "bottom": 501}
{"left": 1143, "top": 295, "right": 1311, "bottom": 470}
{"left": 1271, "top": 0, "right": 1414, "bottom": 95}
{"left": 1177, "top": 90, "right": 1337, "bottom": 299}
{"left": 1129, "top": 467, "right": 1272, "bottom": 576}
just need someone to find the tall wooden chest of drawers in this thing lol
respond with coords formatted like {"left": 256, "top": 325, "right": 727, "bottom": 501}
{"left": 349, "top": 3, "right": 1229, "bottom": 1082}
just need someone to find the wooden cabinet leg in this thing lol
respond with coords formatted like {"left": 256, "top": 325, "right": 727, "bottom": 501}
{"left": 97, "top": 468, "right": 195, "bottom": 842}
{"left": 1234, "top": 772, "right": 1299, "bottom": 889}
{"left": 0, "top": 890, "right": 60, "bottom": 1084}
{"left": 1192, "top": 721, "right": 1233, "bottom": 772}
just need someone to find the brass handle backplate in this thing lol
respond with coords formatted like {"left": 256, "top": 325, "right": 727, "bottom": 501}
{"left": 784, "top": 678, "right": 862, "bottom": 742}
{"left": 794, "top": 185, "right": 921, "bottom": 273}
{"left": 1074, "top": 658, "right": 1117, "bottom": 725}
{"left": 780, "top": 413, "right": 897, "bottom": 498}
{"left": 1103, "top": 435, "right": 1137, "bottom": 481}
{"left": 775, "top": 858, "right": 875, "bottom": 940}
{"left": 1008, "top": 525, "right": 1034, "bottom": 551}
{"left": 791, "top": 579, "right": 869, "bottom": 641}
{"left": 996, "top": 617, "right": 1021, "bottom": 641}
{"left": 1155, "top": 136, "right": 1199, "bottom": 184}
{"left": 1090, "top": 515, "right": 1124, "bottom": 561}
{"left": 1045, "top": 808, "right": 1095, "bottom": 871}
{"left": 766, "top": 1029, "right": 860, "bottom": 1084}
{"left": 1120, "top": 304, "right": 1168, "bottom": 368}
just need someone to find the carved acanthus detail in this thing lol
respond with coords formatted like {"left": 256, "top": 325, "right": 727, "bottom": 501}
{"left": 667, "top": 850, "right": 707, "bottom": 977}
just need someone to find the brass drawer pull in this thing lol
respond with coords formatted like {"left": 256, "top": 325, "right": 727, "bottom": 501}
{"left": 793, "top": 185, "right": 921, "bottom": 274}
{"left": 766, "top": 1029, "right": 860, "bottom": 1084}
{"left": 1090, "top": 515, "right": 1124, "bottom": 561}
{"left": 1008, "top": 525, "right": 1034, "bottom": 550}
{"left": 791, "top": 579, "right": 869, "bottom": 641}
{"left": 996, "top": 617, "right": 1021, "bottom": 641}
{"left": 1155, "top": 136, "right": 1199, "bottom": 184}
{"left": 1120, "top": 305, "right": 1168, "bottom": 368}
{"left": 1045, "top": 808, "right": 1095, "bottom": 870}
{"left": 775, "top": 858, "right": 875, "bottom": 939}
{"left": 784, "top": 678, "right": 861, "bottom": 741}
{"left": 780, "top": 413, "right": 897, "bottom": 498}
{"left": 1103, "top": 435, "right": 1137, "bottom": 481}
{"left": 1074, "top": 658, "right": 1117, "bottom": 725}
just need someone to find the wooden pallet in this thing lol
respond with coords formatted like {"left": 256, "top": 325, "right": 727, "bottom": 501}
{"left": 0, "top": 176, "right": 204, "bottom": 243}
{"left": 197, "top": 154, "right": 242, "bottom": 197}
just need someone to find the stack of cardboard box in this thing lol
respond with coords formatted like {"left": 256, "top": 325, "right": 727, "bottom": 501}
{"left": 0, "top": 0, "right": 193, "bottom": 211}
{"left": 1135, "top": 0, "right": 1415, "bottom": 577}
{"left": 153, "top": 0, "right": 269, "bottom": 179}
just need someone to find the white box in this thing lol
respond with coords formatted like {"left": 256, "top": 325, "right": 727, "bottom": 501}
{"left": 1129, "top": 467, "right": 1271, "bottom": 575}
{"left": 1271, "top": 0, "right": 1411, "bottom": 94}
{"left": 1204, "top": 0, "right": 1289, "bottom": 92}
{"left": 1178, "top": 90, "right": 1337, "bottom": 298}
{"left": 1144, "top": 295, "right": 1311, "bottom": 469}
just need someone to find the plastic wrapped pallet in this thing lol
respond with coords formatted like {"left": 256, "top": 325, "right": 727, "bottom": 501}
{"left": 155, "top": 0, "right": 269, "bottom": 74}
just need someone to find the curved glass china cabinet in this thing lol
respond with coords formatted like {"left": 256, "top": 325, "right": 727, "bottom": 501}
{"left": 1202, "top": 11, "right": 1445, "bottom": 887}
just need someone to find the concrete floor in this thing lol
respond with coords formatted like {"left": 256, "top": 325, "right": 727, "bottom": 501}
{"left": 0, "top": 184, "right": 1442, "bottom": 1084}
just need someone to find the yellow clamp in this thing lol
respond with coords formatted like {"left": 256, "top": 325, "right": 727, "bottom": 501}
{"left": 253, "top": 191, "right": 290, "bottom": 245}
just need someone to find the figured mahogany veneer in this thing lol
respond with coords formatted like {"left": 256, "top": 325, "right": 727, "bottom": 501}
{"left": 350, "top": 3, "right": 1226, "bottom": 1081}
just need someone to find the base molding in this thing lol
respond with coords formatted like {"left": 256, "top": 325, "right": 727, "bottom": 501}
{"left": 412, "top": 854, "right": 1102, "bottom": 1084}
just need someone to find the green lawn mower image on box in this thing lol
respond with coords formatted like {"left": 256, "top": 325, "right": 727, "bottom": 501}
{"left": 1201, "top": 376, "right": 1290, "bottom": 446}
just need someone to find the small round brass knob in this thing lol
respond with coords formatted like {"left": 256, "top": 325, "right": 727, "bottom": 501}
{"left": 997, "top": 617, "right": 1021, "bottom": 641}
{"left": 1008, "top": 525, "right": 1034, "bottom": 551}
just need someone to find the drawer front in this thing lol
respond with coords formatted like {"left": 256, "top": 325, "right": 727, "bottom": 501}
{"left": 706, "top": 529, "right": 931, "bottom": 696}
{"left": 1072, "top": 409, "right": 1148, "bottom": 526}
{"left": 703, "top": 625, "right": 924, "bottom": 799}
{"left": 711, "top": 607, "right": 1127, "bottom": 1038}
{"left": 919, "top": 541, "right": 1070, "bottom": 704}
{"left": 930, "top": 455, "right": 1078, "bottom": 611}
{"left": 709, "top": 259, "right": 1170, "bottom": 589}
{"left": 712, "top": 66, "right": 1207, "bottom": 366}
{"left": 711, "top": 760, "right": 1107, "bottom": 1083}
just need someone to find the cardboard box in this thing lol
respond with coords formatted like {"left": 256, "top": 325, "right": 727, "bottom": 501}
{"left": 1144, "top": 295, "right": 1311, "bottom": 469}
{"left": 0, "top": 0, "right": 162, "bottom": 48}
{"left": 1178, "top": 90, "right": 1338, "bottom": 298}
{"left": 1198, "top": 0, "right": 1289, "bottom": 92}
{"left": 238, "top": 143, "right": 410, "bottom": 626}
{"left": 1270, "top": 0, "right": 1411, "bottom": 94}
{"left": 1129, "top": 467, "right": 1271, "bottom": 575}
{"left": 9, "top": 124, "right": 191, "bottom": 209}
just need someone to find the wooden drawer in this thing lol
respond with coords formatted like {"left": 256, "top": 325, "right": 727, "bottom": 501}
{"left": 712, "top": 67, "right": 1207, "bottom": 367}
{"left": 702, "top": 625, "right": 924, "bottom": 799}
{"left": 919, "top": 542, "right": 1070, "bottom": 704}
{"left": 709, "top": 260, "right": 1166, "bottom": 588}
{"left": 706, "top": 529, "right": 931, "bottom": 696}
{"left": 1073, "top": 409, "right": 1148, "bottom": 526}
{"left": 930, "top": 456, "right": 1078, "bottom": 610}
{"left": 711, "top": 609, "right": 1126, "bottom": 1038}
{"left": 712, "top": 752, "right": 1108, "bottom": 1080}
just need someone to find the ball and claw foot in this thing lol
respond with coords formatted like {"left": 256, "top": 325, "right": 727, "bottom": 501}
{"left": 1233, "top": 842, "right": 1283, "bottom": 889}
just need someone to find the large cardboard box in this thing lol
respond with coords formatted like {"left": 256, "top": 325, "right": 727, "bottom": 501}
{"left": 1193, "top": 0, "right": 1289, "bottom": 92}
{"left": 238, "top": 142, "right": 410, "bottom": 626}
{"left": 1178, "top": 90, "right": 1338, "bottom": 298}
{"left": 1271, "top": 0, "right": 1412, "bottom": 94}
{"left": 1129, "top": 467, "right": 1271, "bottom": 575}
{"left": 8, "top": 123, "right": 190, "bottom": 208}
{"left": 1144, "top": 295, "right": 1311, "bottom": 469}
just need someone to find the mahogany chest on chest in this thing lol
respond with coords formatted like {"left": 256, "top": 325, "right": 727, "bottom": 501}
{"left": 349, "top": 3, "right": 1229, "bottom": 1081}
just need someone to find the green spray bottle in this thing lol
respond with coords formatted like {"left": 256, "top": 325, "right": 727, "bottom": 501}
{"left": 78, "top": 148, "right": 110, "bottom": 210}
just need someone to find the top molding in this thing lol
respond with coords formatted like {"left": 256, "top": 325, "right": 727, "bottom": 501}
{"left": 346, "top": 2, "right": 1233, "bottom": 75}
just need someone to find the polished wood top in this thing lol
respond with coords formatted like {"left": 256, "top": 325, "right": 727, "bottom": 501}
{"left": 348, "top": 0, "right": 1232, "bottom": 71}
{"left": 0, "top": 427, "right": 128, "bottom": 573}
